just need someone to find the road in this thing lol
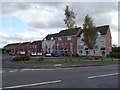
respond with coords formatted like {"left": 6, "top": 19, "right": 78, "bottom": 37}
{"left": 2, "top": 65, "right": 119, "bottom": 89}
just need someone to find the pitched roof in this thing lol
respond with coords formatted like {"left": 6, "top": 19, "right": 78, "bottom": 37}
{"left": 44, "top": 33, "right": 59, "bottom": 40}
{"left": 77, "top": 25, "right": 109, "bottom": 37}
{"left": 97, "top": 25, "right": 109, "bottom": 35}
{"left": 18, "top": 42, "right": 31, "bottom": 47}
{"left": 4, "top": 43, "right": 20, "bottom": 48}
{"left": 56, "top": 27, "right": 81, "bottom": 37}
{"left": 29, "top": 40, "right": 41, "bottom": 45}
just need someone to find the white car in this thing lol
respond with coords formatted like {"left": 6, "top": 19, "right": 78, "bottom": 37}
{"left": 45, "top": 53, "right": 52, "bottom": 57}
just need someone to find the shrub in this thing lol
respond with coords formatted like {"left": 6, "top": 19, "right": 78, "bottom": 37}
{"left": 12, "top": 56, "right": 30, "bottom": 61}
{"left": 112, "top": 52, "right": 120, "bottom": 58}
{"left": 95, "top": 57, "right": 99, "bottom": 60}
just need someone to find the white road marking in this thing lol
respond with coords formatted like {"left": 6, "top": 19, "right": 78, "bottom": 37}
{"left": 3, "top": 80, "right": 62, "bottom": 89}
{"left": 9, "top": 70, "right": 18, "bottom": 73}
{"left": 54, "top": 64, "right": 62, "bottom": 67}
{"left": 88, "top": 73, "right": 119, "bottom": 79}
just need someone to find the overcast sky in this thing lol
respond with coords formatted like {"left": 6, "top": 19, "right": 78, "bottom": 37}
{"left": 0, "top": 1, "right": 119, "bottom": 48}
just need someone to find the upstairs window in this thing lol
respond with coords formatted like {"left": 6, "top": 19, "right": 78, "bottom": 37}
{"left": 51, "top": 37, "right": 54, "bottom": 41}
{"left": 94, "top": 43, "right": 99, "bottom": 49}
{"left": 80, "top": 33, "right": 84, "bottom": 39}
{"left": 97, "top": 32, "right": 101, "bottom": 38}
{"left": 67, "top": 36, "right": 71, "bottom": 40}
{"left": 58, "top": 37, "right": 62, "bottom": 40}
{"left": 44, "top": 38, "right": 47, "bottom": 42}
{"left": 101, "top": 41, "right": 105, "bottom": 47}
{"left": 78, "top": 42, "right": 84, "bottom": 49}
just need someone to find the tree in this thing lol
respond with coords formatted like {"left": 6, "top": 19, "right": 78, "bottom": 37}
{"left": 64, "top": 5, "right": 77, "bottom": 34}
{"left": 64, "top": 5, "right": 77, "bottom": 56}
{"left": 82, "top": 14, "right": 97, "bottom": 55}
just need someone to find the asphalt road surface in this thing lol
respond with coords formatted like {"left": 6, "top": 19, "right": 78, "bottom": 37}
{"left": 2, "top": 65, "right": 119, "bottom": 89}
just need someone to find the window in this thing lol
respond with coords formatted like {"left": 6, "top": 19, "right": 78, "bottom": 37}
{"left": 44, "top": 38, "right": 46, "bottom": 41}
{"left": 67, "top": 36, "right": 71, "bottom": 40}
{"left": 58, "top": 37, "right": 62, "bottom": 40}
{"left": 101, "top": 41, "right": 105, "bottom": 47}
{"left": 57, "top": 44, "right": 60, "bottom": 49}
{"left": 94, "top": 43, "right": 99, "bottom": 49}
{"left": 80, "top": 33, "right": 84, "bottom": 39}
{"left": 97, "top": 32, "right": 101, "bottom": 38}
{"left": 79, "top": 50, "right": 83, "bottom": 54}
{"left": 34, "top": 45, "right": 37, "bottom": 48}
{"left": 79, "top": 42, "right": 84, "bottom": 49}
{"left": 70, "top": 43, "right": 73, "bottom": 50}
{"left": 51, "top": 37, "right": 54, "bottom": 41}
{"left": 93, "top": 50, "right": 98, "bottom": 55}
{"left": 52, "top": 45, "right": 55, "bottom": 49}
{"left": 45, "top": 45, "right": 47, "bottom": 49}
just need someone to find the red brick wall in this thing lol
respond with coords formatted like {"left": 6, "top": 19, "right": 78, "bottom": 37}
{"left": 106, "top": 26, "right": 112, "bottom": 55}
{"left": 55, "top": 36, "right": 77, "bottom": 56}
{"left": 37, "top": 41, "right": 42, "bottom": 52}
{"left": 28, "top": 41, "right": 42, "bottom": 53}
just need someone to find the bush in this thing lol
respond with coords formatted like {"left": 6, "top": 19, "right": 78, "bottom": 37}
{"left": 12, "top": 56, "right": 30, "bottom": 61}
{"left": 112, "top": 52, "right": 120, "bottom": 58}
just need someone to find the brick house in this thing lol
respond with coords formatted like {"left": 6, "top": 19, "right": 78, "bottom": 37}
{"left": 4, "top": 43, "right": 21, "bottom": 55}
{"left": 77, "top": 25, "right": 112, "bottom": 57}
{"left": 28, "top": 40, "right": 42, "bottom": 56}
{"left": 55, "top": 27, "right": 82, "bottom": 56}
{"left": 17, "top": 42, "right": 31, "bottom": 55}
{"left": 42, "top": 33, "right": 58, "bottom": 54}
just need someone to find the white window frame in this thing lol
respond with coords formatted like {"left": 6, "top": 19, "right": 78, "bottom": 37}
{"left": 97, "top": 32, "right": 101, "bottom": 39}
{"left": 93, "top": 50, "right": 98, "bottom": 55}
{"left": 101, "top": 41, "right": 105, "bottom": 47}
{"left": 51, "top": 37, "right": 54, "bottom": 41}
{"left": 80, "top": 33, "right": 84, "bottom": 39}
{"left": 67, "top": 36, "right": 71, "bottom": 40}
{"left": 58, "top": 37, "right": 62, "bottom": 40}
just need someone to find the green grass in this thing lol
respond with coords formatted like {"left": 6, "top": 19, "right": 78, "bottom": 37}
{"left": 22, "top": 58, "right": 120, "bottom": 63}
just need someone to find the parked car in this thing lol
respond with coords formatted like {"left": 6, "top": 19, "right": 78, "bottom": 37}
{"left": 45, "top": 53, "right": 52, "bottom": 57}
{"left": 51, "top": 52, "right": 59, "bottom": 57}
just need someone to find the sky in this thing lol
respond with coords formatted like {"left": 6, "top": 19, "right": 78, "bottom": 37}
{"left": 0, "top": 0, "right": 119, "bottom": 48}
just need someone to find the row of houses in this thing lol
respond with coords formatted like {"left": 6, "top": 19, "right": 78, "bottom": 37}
{"left": 4, "top": 25, "right": 112, "bottom": 57}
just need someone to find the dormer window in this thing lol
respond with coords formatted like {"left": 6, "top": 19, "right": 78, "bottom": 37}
{"left": 67, "top": 36, "right": 71, "bottom": 40}
{"left": 51, "top": 37, "right": 54, "bottom": 41}
{"left": 97, "top": 32, "right": 101, "bottom": 38}
{"left": 80, "top": 33, "right": 84, "bottom": 39}
{"left": 44, "top": 38, "right": 46, "bottom": 41}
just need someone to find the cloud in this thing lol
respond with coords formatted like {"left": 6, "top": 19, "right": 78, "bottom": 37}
{"left": 1, "top": 2, "right": 119, "bottom": 47}
{"left": 0, "top": 28, "right": 49, "bottom": 47}
{"left": 2, "top": 2, "right": 118, "bottom": 29}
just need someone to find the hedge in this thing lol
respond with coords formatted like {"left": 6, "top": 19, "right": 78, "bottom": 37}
{"left": 12, "top": 56, "right": 30, "bottom": 61}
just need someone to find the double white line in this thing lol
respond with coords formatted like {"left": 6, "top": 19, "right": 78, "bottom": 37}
{"left": 2, "top": 80, "right": 62, "bottom": 89}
